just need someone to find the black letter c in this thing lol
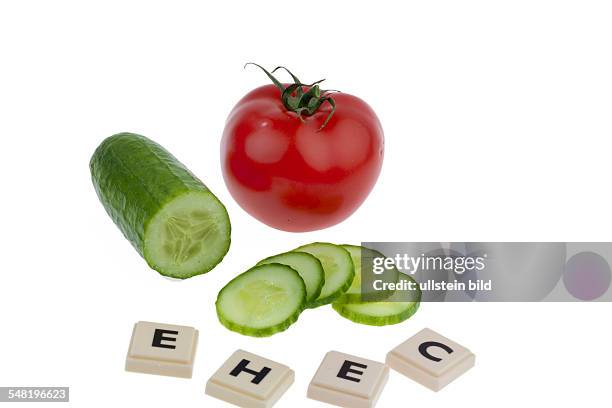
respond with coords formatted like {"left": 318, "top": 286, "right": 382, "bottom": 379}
{"left": 418, "top": 341, "right": 454, "bottom": 362}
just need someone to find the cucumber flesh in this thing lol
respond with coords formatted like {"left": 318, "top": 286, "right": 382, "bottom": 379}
{"left": 216, "top": 264, "right": 306, "bottom": 337}
{"left": 257, "top": 252, "right": 324, "bottom": 304}
{"left": 333, "top": 245, "right": 420, "bottom": 326}
{"left": 332, "top": 299, "right": 420, "bottom": 326}
{"left": 294, "top": 243, "right": 354, "bottom": 308}
{"left": 336, "top": 245, "right": 399, "bottom": 303}
{"left": 90, "top": 133, "right": 231, "bottom": 279}
{"left": 144, "top": 191, "right": 231, "bottom": 278}
{"left": 341, "top": 245, "right": 363, "bottom": 301}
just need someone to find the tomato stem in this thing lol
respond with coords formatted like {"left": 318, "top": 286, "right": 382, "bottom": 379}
{"left": 244, "top": 63, "right": 337, "bottom": 130}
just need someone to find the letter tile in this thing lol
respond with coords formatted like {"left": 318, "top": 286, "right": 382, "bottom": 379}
{"left": 307, "top": 351, "right": 389, "bottom": 408}
{"left": 386, "top": 328, "right": 475, "bottom": 391}
{"left": 205, "top": 349, "right": 294, "bottom": 408}
{"left": 125, "top": 321, "right": 198, "bottom": 379}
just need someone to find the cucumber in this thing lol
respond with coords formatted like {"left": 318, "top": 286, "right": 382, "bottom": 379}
{"left": 333, "top": 245, "right": 420, "bottom": 326}
{"left": 293, "top": 243, "right": 354, "bottom": 308}
{"left": 216, "top": 264, "right": 306, "bottom": 337}
{"left": 90, "top": 132, "right": 231, "bottom": 279}
{"left": 336, "top": 245, "right": 399, "bottom": 303}
{"left": 257, "top": 252, "right": 324, "bottom": 304}
{"left": 332, "top": 299, "right": 420, "bottom": 326}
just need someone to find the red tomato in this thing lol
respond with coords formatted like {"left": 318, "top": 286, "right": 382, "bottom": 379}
{"left": 221, "top": 67, "right": 384, "bottom": 232}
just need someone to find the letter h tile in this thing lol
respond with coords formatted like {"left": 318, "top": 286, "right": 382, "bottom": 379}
{"left": 206, "top": 349, "right": 294, "bottom": 408}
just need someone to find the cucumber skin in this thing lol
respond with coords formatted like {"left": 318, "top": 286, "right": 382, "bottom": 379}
{"left": 217, "top": 306, "right": 303, "bottom": 338}
{"left": 215, "top": 264, "right": 306, "bottom": 337}
{"left": 336, "top": 244, "right": 399, "bottom": 304}
{"left": 332, "top": 245, "right": 421, "bottom": 326}
{"left": 257, "top": 251, "right": 325, "bottom": 304}
{"left": 89, "top": 132, "right": 231, "bottom": 278}
{"left": 332, "top": 301, "right": 420, "bottom": 326}
{"left": 308, "top": 288, "right": 348, "bottom": 309}
{"left": 294, "top": 242, "right": 355, "bottom": 309}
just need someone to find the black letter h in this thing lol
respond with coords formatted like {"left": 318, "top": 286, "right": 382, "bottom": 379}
{"left": 230, "top": 359, "right": 272, "bottom": 385}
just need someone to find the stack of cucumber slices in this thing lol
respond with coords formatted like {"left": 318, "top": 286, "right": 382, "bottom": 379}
{"left": 216, "top": 243, "right": 421, "bottom": 337}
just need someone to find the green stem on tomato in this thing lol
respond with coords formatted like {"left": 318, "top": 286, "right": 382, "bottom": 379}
{"left": 244, "top": 63, "right": 337, "bottom": 130}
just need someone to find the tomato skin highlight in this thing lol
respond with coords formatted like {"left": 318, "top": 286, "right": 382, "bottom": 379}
{"left": 221, "top": 84, "right": 384, "bottom": 232}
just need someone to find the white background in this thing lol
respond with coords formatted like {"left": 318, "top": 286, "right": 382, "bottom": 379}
{"left": 1, "top": 1, "right": 611, "bottom": 407}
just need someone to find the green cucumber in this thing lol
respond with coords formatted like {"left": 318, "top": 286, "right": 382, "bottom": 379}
{"left": 333, "top": 246, "right": 420, "bottom": 326}
{"left": 216, "top": 264, "right": 306, "bottom": 337}
{"left": 336, "top": 245, "right": 399, "bottom": 304}
{"left": 257, "top": 252, "right": 324, "bottom": 304}
{"left": 332, "top": 299, "right": 420, "bottom": 326}
{"left": 294, "top": 242, "right": 354, "bottom": 308}
{"left": 90, "top": 132, "right": 231, "bottom": 279}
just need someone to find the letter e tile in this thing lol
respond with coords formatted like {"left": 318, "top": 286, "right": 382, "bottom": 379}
{"left": 307, "top": 351, "right": 389, "bottom": 408}
{"left": 125, "top": 321, "right": 198, "bottom": 379}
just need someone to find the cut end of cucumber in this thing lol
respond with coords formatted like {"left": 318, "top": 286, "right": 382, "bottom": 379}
{"left": 144, "top": 191, "right": 231, "bottom": 279}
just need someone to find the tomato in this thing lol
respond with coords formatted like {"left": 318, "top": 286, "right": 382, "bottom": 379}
{"left": 221, "top": 65, "right": 384, "bottom": 232}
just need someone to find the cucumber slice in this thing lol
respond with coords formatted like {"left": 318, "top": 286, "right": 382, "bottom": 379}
{"left": 336, "top": 245, "right": 399, "bottom": 303}
{"left": 216, "top": 264, "right": 306, "bottom": 337}
{"left": 90, "top": 132, "right": 231, "bottom": 279}
{"left": 294, "top": 243, "right": 354, "bottom": 308}
{"left": 333, "top": 246, "right": 420, "bottom": 326}
{"left": 257, "top": 252, "right": 324, "bottom": 304}
{"left": 332, "top": 299, "right": 420, "bottom": 326}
